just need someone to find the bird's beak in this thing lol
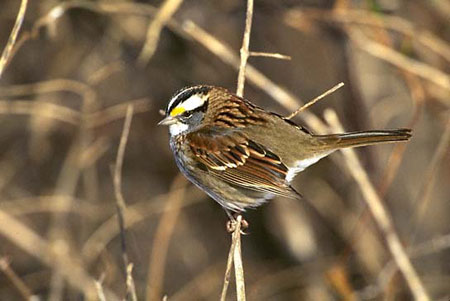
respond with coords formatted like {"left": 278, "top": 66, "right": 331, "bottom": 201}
{"left": 158, "top": 115, "right": 178, "bottom": 126}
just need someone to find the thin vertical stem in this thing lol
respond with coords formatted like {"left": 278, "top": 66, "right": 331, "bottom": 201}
{"left": 236, "top": 0, "right": 254, "bottom": 97}
{"left": 233, "top": 216, "right": 246, "bottom": 301}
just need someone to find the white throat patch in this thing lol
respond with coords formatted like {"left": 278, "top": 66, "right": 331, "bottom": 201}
{"left": 169, "top": 123, "right": 189, "bottom": 136}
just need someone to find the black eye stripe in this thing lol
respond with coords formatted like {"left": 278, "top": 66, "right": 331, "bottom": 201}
{"left": 167, "top": 86, "right": 212, "bottom": 115}
{"left": 178, "top": 100, "right": 209, "bottom": 122}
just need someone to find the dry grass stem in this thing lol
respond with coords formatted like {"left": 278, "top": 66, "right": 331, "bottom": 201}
{"left": 0, "top": 257, "right": 34, "bottom": 300}
{"left": 126, "top": 263, "right": 138, "bottom": 301}
{"left": 324, "top": 109, "right": 430, "bottom": 301}
{"left": 249, "top": 51, "right": 291, "bottom": 60}
{"left": 114, "top": 105, "right": 134, "bottom": 209}
{"left": 220, "top": 215, "right": 245, "bottom": 301}
{"left": 286, "top": 82, "right": 344, "bottom": 119}
{"left": 137, "top": 0, "right": 184, "bottom": 65}
{"left": 222, "top": 1, "right": 254, "bottom": 298}
{"left": 146, "top": 175, "right": 187, "bottom": 301}
{"left": 0, "top": 0, "right": 28, "bottom": 78}
{"left": 236, "top": 0, "right": 254, "bottom": 97}
{"left": 112, "top": 104, "right": 137, "bottom": 299}
{"left": 233, "top": 216, "right": 246, "bottom": 301}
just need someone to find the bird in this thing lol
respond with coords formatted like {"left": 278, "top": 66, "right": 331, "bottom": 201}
{"left": 158, "top": 85, "right": 411, "bottom": 219}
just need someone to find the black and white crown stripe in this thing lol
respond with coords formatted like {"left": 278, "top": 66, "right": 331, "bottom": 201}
{"left": 166, "top": 85, "right": 212, "bottom": 115}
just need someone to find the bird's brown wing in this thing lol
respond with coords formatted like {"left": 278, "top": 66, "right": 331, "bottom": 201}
{"left": 186, "top": 127, "right": 300, "bottom": 199}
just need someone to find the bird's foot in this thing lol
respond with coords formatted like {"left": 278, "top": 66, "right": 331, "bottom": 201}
{"left": 226, "top": 213, "right": 249, "bottom": 234}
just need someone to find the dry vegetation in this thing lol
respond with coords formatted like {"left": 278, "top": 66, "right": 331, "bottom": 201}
{"left": 0, "top": 0, "right": 449, "bottom": 300}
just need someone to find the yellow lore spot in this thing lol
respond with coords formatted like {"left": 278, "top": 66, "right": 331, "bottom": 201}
{"left": 170, "top": 106, "right": 186, "bottom": 117}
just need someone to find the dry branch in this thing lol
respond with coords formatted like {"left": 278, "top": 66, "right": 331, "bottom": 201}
{"left": 236, "top": 0, "right": 253, "bottom": 97}
{"left": 112, "top": 104, "right": 137, "bottom": 300}
{"left": 286, "top": 82, "right": 344, "bottom": 119}
{"left": 221, "top": 1, "right": 255, "bottom": 299}
{"left": 233, "top": 219, "right": 246, "bottom": 301}
{"left": 220, "top": 215, "right": 245, "bottom": 301}
{"left": 249, "top": 51, "right": 291, "bottom": 60}
{"left": 113, "top": 105, "right": 134, "bottom": 209}
{"left": 0, "top": 0, "right": 28, "bottom": 77}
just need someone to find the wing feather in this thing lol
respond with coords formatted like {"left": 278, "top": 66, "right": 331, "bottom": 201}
{"left": 187, "top": 128, "right": 299, "bottom": 199}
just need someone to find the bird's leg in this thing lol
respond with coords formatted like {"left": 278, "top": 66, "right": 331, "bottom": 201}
{"left": 225, "top": 211, "right": 249, "bottom": 234}
{"left": 225, "top": 209, "right": 235, "bottom": 221}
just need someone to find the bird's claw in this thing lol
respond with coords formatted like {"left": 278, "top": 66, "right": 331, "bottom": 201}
{"left": 226, "top": 213, "right": 249, "bottom": 234}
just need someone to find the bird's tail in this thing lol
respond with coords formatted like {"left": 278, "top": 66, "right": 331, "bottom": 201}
{"left": 314, "top": 128, "right": 412, "bottom": 150}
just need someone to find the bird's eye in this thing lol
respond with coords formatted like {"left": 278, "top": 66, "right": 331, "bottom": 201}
{"left": 180, "top": 112, "right": 192, "bottom": 120}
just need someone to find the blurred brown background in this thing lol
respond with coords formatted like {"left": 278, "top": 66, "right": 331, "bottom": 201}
{"left": 0, "top": 0, "right": 449, "bottom": 300}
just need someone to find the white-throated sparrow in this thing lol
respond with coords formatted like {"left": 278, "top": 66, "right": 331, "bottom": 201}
{"left": 159, "top": 85, "right": 411, "bottom": 217}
